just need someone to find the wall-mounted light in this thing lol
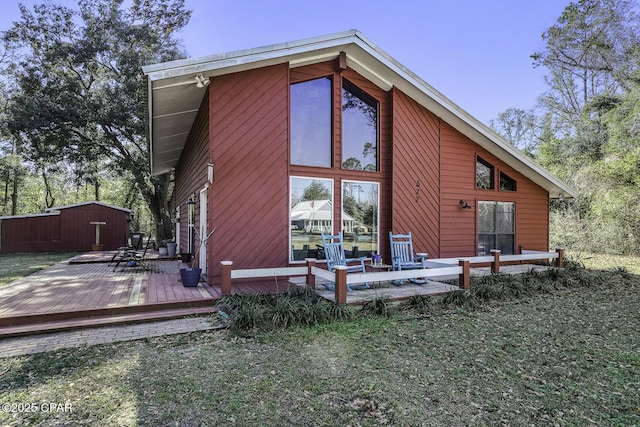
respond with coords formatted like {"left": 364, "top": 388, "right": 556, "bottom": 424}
{"left": 186, "top": 197, "right": 196, "bottom": 207}
{"left": 459, "top": 200, "right": 472, "bottom": 209}
{"left": 194, "top": 73, "right": 209, "bottom": 88}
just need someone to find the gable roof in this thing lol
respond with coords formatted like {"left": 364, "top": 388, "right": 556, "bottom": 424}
{"left": 45, "top": 201, "right": 132, "bottom": 213}
{"left": 142, "top": 30, "right": 575, "bottom": 199}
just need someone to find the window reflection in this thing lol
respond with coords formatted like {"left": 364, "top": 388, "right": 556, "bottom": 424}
{"left": 478, "top": 201, "right": 515, "bottom": 255}
{"left": 342, "top": 80, "right": 378, "bottom": 171}
{"left": 290, "top": 177, "right": 333, "bottom": 262}
{"left": 290, "top": 78, "right": 332, "bottom": 167}
{"left": 342, "top": 180, "right": 379, "bottom": 257}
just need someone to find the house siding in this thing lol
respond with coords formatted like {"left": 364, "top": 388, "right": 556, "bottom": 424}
{"left": 174, "top": 90, "right": 210, "bottom": 256}
{"left": 439, "top": 122, "right": 549, "bottom": 257}
{"left": 391, "top": 88, "right": 441, "bottom": 258}
{"left": 208, "top": 63, "right": 290, "bottom": 278}
{"left": 173, "top": 60, "right": 552, "bottom": 282}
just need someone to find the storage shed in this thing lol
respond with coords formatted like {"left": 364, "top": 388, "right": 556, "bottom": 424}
{"left": 0, "top": 201, "right": 131, "bottom": 253}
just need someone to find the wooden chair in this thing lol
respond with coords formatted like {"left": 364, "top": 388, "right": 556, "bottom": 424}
{"left": 321, "top": 232, "right": 369, "bottom": 291}
{"left": 389, "top": 231, "right": 428, "bottom": 284}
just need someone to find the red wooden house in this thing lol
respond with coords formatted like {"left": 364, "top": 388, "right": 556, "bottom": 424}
{"left": 0, "top": 201, "right": 131, "bottom": 253}
{"left": 142, "top": 31, "right": 574, "bottom": 283}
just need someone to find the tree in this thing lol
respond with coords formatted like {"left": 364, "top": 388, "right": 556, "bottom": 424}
{"left": 1, "top": 0, "right": 191, "bottom": 239}
{"left": 302, "top": 180, "right": 331, "bottom": 201}
{"left": 489, "top": 107, "right": 540, "bottom": 155}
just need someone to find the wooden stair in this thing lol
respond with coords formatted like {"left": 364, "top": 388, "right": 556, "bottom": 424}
{"left": 0, "top": 299, "right": 218, "bottom": 338}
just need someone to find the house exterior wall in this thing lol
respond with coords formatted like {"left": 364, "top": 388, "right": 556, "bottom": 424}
{"left": 174, "top": 90, "right": 210, "bottom": 257}
{"left": 439, "top": 122, "right": 549, "bottom": 257}
{"left": 391, "top": 88, "right": 441, "bottom": 258}
{"left": 177, "top": 60, "right": 551, "bottom": 281}
{"left": 0, "top": 203, "right": 129, "bottom": 253}
{"left": 208, "top": 64, "right": 290, "bottom": 278}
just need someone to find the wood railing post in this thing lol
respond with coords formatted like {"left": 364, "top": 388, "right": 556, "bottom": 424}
{"left": 491, "top": 249, "right": 501, "bottom": 274}
{"left": 334, "top": 266, "right": 347, "bottom": 305}
{"left": 459, "top": 259, "right": 470, "bottom": 290}
{"left": 305, "top": 258, "right": 316, "bottom": 289}
{"left": 220, "top": 261, "right": 233, "bottom": 295}
{"left": 555, "top": 247, "right": 564, "bottom": 268}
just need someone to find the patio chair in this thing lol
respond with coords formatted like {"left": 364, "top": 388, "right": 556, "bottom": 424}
{"left": 109, "top": 233, "right": 144, "bottom": 265}
{"left": 389, "top": 231, "right": 428, "bottom": 285}
{"left": 320, "top": 232, "right": 369, "bottom": 291}
{"left": 113, "top": 235, "right": 152, "bottom": 272}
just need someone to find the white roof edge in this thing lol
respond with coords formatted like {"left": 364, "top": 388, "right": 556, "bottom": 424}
{"left": 142, "top": 30, "right": 360, "bottom": 78}
{"left": 348, "top": 32, "right": 576, "bottom": 199}
{"left": 45, "top": 201, "right": 132, "bottom": 213}
{"left": 0, "top": 212, "right": 61, "bottom": 220}
{"left": 143, "top": 30, "right": 575, "bottom": 199}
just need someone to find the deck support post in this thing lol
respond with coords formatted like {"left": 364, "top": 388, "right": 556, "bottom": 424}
{"left": 459, "top": 259, "right": 470, "bottom": 290}
{"left": 555, "top": 247, "right": 564, "bottom": 268}
{"left": 491, "top": 250, "right": 501, "bottom": 274}
{"left": 220, "top": 261, "right": 233, "bottom": 295}
{"left": 334, "top": 266, "right": 347, "bottom": 305}
{"left": 305, "top": 258, "right": 316, "bottom": 289}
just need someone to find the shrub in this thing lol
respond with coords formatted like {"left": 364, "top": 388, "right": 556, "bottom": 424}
{"left": 361, "top": 295, "right": 395, "bottom": 317}
{"left": 398, "top": 294, "right": 433, "bottom": 314}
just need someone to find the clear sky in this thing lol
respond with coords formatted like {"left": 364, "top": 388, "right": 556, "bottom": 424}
{"left": 1, "top": 0, "right": 572, "bottom": 124}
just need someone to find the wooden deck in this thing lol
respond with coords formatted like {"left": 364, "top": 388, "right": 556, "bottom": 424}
{"left": 0, "top": 252, "right": 294, "bottom": 337}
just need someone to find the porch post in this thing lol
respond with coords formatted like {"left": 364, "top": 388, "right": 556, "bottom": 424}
{"left": 334, "top": 266, "right": 347, "bottom": 305}
{"left": 220, "top": 261, "right": 233, "bottom": 295}
{"left": 555, "top": 247, "right": 564, "bottom": 268}
{"left": 491, "top": 249, "right": 501, "bottom": 274}
{"left": 305, "top": 258, "right": 316, "bottom": 289}
{"left": 459, "top": 259, "right": 470, "bottom": 290}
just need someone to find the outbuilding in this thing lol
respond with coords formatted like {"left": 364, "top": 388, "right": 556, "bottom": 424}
{"left": 0, "top": 201, "right": 131, "bottom": 253}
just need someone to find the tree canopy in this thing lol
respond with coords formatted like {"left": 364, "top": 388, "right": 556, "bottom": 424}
{"left": 0, "top": 0, "right": 191, "bottom": 239}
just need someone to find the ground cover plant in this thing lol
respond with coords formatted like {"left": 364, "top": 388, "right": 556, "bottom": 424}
{"left": 0, "top": 252, "right": 77, "bottom": 288}
{"left": 0, "top": 260, "right": 638, "bottom": 426}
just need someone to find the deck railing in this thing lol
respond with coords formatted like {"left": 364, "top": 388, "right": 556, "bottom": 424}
{"left": 220, "top": 248, "right": 564, "bottom": 304}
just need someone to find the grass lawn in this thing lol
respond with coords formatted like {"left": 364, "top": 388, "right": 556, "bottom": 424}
{"left": 0, "top": 252, "right": 77, "bottom": 288}
{"left": 0, "top": 260, "right": 638, "bottom": 426}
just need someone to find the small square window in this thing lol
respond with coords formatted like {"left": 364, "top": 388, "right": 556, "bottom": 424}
{"left": 476, "top": 157, "right": 494, "bottom": 190}
{"left": 499, "top": 172, "right": 517, "bottom": 191}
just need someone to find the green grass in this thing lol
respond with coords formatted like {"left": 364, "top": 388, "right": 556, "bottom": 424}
{"left": 0, "top": 252, "right": 77, "bottom": 287}
{"left": 1, "top": 263, "right": 638, "bottom": 426}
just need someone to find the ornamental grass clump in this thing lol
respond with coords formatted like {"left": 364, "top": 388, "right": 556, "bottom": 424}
{"left": 398, "top": 294, "right": 433, "bottom": 314}
{"left": 360, "top": 295, "right": 395, "bottom": 317}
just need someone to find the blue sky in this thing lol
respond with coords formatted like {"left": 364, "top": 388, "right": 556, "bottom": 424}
{"left": 2, "top": 0, "right": 572, "bottom": 124}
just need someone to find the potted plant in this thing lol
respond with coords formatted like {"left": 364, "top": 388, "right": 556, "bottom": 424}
{"left": 180, "top": 226, "right": 216, "bottom": 287}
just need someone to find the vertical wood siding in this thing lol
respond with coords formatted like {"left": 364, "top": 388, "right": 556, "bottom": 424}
{"left": 391, "top": 88, "right": 441, "bottom": 257}
{"left": 0, "top": 204, "right": 129, "bottom": 252}
{"left": 208, "top": 64, "right": 290, "bottom": 279}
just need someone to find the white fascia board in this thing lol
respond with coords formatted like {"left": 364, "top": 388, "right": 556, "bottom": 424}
{"left": 0, "top": 212, "right": 60, "bottom": 220}
{"left": 348, "top": 32, "right": 576, "bottom": 198}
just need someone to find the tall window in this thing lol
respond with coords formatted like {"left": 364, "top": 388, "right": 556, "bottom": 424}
{"left": 342, "top": 79, "right": 378, "bottom": 171}
{"left": 290, "top": 78, "right": 332, "bottom": 167}
{"left": 290, "top": 177, "right": 333, "bottom": 262}
{"left": 478, "top": 201, "right": 515, "bottom": 256}
{"left": 476, "top": 157, "right": 494, "bottom": 189}
{"left": 342, "top": 180, "right": 379, "bottom": 257}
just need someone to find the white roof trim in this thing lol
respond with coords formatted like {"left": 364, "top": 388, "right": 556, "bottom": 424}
{"left": 45, "top": 201, "right": 132, "bottom": 213}
{"left": 143, "top": 30, "right": 575, "bottom": 198}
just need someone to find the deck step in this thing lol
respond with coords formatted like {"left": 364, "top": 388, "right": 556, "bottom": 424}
{"left": 0, "top": 306, "right": 219, "bottom": 338}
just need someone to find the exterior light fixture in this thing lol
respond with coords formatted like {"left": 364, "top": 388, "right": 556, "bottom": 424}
{"left": 194, "top": 73, "right": 209, "bottom": 88}
{"left": 459, "top": 200, "right": 472, "bottom": 209}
